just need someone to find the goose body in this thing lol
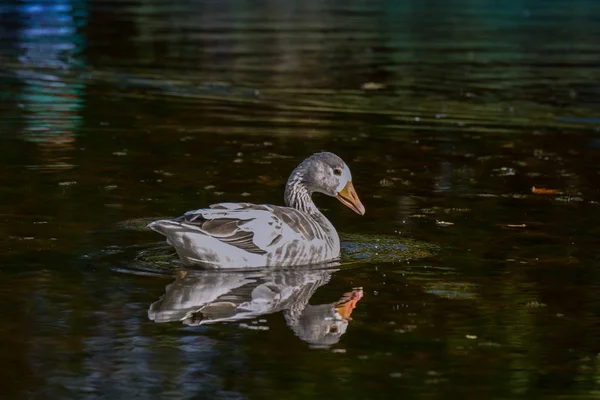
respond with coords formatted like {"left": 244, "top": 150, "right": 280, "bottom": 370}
{"left": 148, "top": 152, "right": 364, "bottom": 268}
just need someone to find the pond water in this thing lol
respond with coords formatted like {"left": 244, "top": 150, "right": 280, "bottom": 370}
{"left": 2, "top": 0, "right": 600, "bottom": 398}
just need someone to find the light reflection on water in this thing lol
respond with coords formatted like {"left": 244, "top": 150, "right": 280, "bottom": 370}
{"left": 3, "top": 0, "right": 87, "bottom": 171}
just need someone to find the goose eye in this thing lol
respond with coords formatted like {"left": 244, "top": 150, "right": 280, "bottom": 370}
{"left": 329, "top": 325, "right": 339, "bottom": 333}
{"left": 333, "top": 168, "right": 342, "bottom": 176}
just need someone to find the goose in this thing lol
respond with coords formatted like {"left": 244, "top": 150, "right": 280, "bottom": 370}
{"left": 148, "top": 152, "right": 365, "bottom": 268}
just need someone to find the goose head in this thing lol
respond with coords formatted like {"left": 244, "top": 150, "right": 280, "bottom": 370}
{"left": 299, "top": 152, "right": 365, "bottom": 215}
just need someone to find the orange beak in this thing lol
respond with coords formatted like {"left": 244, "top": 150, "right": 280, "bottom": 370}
{"left": 335, "top": 288, "right": 364, "bottom": 320}
{"left": 336, "top": 181, "right": 365, "bottom": 215}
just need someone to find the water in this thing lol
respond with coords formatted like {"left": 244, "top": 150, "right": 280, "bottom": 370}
{"left": 2, "top": 0, "right": 600, "bottom": 398}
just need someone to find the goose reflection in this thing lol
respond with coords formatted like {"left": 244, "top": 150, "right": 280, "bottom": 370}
{"left": 148, "top": 267, "right": 362, "bottom": 347}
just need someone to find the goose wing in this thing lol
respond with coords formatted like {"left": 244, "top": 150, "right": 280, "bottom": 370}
{"left": 177, "top": 203, "right": 325, "bottom": 255}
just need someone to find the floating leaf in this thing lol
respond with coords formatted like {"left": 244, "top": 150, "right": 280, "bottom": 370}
{"left": 532, "top": 186, "right": 558, "bottom": 194}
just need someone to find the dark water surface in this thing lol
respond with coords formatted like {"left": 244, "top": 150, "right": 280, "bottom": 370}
{"left": 2, "top": 0, "right": 600, "bottom": 398}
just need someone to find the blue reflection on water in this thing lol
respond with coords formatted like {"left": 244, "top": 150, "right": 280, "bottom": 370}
{"left": 16, "top": 0, "right": 83, "bottom": 67}
{"left": 9, "top": 0, "right": 87, "bottom": 167}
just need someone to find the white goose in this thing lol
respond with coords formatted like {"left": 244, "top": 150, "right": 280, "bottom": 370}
{"left": 148, "top": 152, "right": 365, "bottom": 268}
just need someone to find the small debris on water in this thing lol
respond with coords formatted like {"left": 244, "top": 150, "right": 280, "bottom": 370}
{"left": 361, "top": 82, "right": 385, "bottom": 90}
{"left": 436, "top": 220, "right": 454, "bottom": 227}
{"left": 379, "top": 179, "right": 394, "bottom": 187}
{"left": 526, "top": 301, "right": 546, "bottom": 308}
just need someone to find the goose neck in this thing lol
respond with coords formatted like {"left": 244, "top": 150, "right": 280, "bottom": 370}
{"left": 284, "top": 170, "right": 318, "bottom": 214}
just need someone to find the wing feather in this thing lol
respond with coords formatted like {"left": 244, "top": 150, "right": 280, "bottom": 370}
{"left": 171, "top": 203, "right": 325, "bottom": 257}
{"left": 177, "top": 204, "right": 283, "bottom": 255}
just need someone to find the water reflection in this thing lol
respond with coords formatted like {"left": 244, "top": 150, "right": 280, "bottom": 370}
{"left": 149, "top": 267, "right": 362, "bottom": 348}
{"left": 8, "top": 0, "right": 87, "bottom": 170}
